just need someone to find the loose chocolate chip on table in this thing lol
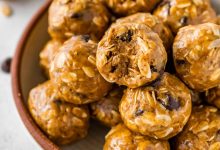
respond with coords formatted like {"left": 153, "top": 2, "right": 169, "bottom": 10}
{"left": 1, "top": 57, "right": 12, "bottom": 73}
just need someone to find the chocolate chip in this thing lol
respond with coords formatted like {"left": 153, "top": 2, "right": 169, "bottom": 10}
{"left": 150, "top": 65, "right": 157, "bottom": 72}
{"left": 81, "top": 35, "right": 90, "bottom": 42}
{"left": 1, "top": 57, "right": 12, "bottom": 73}
{"left": 176, "top": 59, "right": 186, "bottom": 65}
{"left": 135, "top": 109, "right": 144, "bottom": 116}
{"left": 53, "top": 100, "right": 62, "bottom": 106}
{"left": 180, "top": 16, "right": 188, "bottom": 26}
{"left": 110, "top": 65, "right": 117, "bottom": 73}
{"left": 117, "top": 30, "right": 133, "bottom": 43}
{"left": 158, "top": 0, "right": 171, "bottom": 15}
{"left": 157, "top": 94, "right": 180, "bottom": 110}
{"left": 71, "top": 13, "right": 83, "bottom": 19}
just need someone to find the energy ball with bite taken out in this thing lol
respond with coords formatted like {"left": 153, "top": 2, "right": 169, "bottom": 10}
{"left": 40, "top": 39, "right": 63, "bottom": 77}
{"left": 90, "top": 86, "right": 123, "bottom": 127}
{"left": 28, "top": 81, "right": 89, "bottom": 145}
{"left": 105, "top": 0, "right": 161, "bottom": 16}
{"left": 153, "top": 0, "right": 217, "bottom": 33}
{"left": 206, "top": 85, "right": 220, "bottom": 109}
{"left": 97, "top": 23, "right": 167, "bottom": 88}
{"left": 104, "top": 124, "right": 170, "bottom": 150}
{"left": 48, "top": 0, "right": 111, "bottom": 40}
{"left": 119, "top": 73, "right": 192, "bottom": 139}
{"left": 175, "top": 106, "right": 220, "bottom": 150}
{"left": 50, "top": 35, "right": 112, "bottom": 104}
{"left": 115, "top": 13, "right": 173, "bottom": 52}
{"left": 173, "top": 23, "right": 220, "bottom": 91}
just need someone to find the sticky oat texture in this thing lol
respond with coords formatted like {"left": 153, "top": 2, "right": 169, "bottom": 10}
{"left": 153, "top": 0, "right": 217, "bottom": 33}
{"left": 96, "top": 23, "right": 167, "bottom": 88}
{"left": 206, "top": 85, "right": 220, "bottom": 109}
{"left": 28, "top": 81, "right": 90, "bottom": 145}
{"left": 90, "top": 86, "right": 123, "bottom": 127}
{"left": 105, "top": 0, "right": 161, "bottom": 16}
{"left": 48, "top": 0, "right": 111, "bottom": 40}
{"left": 115, "top": 13, "right": 173, "bottom": 51}
{"left": 40, "top": 39, "right": 63, "bottom": 77}
{"left": 119, "top": 72, "right": 192, "bottom": 139}
{"left": 50, "top": 35, "right": 112, "bottom": 104}
{"left": 104, "top": 124, "right": 170, "bottom": 150}
{"left": 173, "top": 23, "right": 220, "bottom": 91}
{"left": 176, "top": 106, "right": 220, "bottom": 150}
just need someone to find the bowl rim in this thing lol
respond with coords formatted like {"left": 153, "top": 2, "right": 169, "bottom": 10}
{"left": 11, "top": 0, "right": 60, "bottom": 149}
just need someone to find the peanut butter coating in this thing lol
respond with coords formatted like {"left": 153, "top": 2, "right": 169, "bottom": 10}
{"left": 119, "top": 73, "right": 192, "bottom": 139}
{"left": 97, "top": 23, "right": 167, "bottom": 88}
{"left": 104, "top": 124, "right": 170, "bottom": 150}
{"left": 176, "top": 106, "right": 220, "bottom": 150}
{"left": 50, "top": 35, "right": 112, "bottom": 104}
{"left": 173, "top": 23, "right": 220, "bottom": 91}
{"left": 28, "top": 81, "right": 90, "bottom": 145}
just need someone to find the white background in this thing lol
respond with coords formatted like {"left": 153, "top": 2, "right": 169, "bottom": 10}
{"left": 0, "top": 0, "right": 44, "bottom": 150}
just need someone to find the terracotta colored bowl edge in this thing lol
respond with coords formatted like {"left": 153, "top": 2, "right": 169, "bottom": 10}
{"left": 11, "top": 0, "right": 60, "bottom": 150}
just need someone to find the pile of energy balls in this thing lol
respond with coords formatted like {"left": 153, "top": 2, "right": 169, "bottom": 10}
{"left": 28, "top": 0, "right": 220, "bottom": 149}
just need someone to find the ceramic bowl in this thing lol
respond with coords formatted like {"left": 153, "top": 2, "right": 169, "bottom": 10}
{"left": 11, "top": 0, "right": 220, "bottom": 149}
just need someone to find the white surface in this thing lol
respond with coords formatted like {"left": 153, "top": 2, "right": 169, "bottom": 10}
{"left": 0, "top": 1, "right": 44, "bottom": 150}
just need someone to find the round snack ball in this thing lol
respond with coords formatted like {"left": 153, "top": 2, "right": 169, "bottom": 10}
{"left": 28, "top": 81, "right": 89, "bottom": 145}
{"left": 206, "top": 85, "right": 220, "bottom": 109}
{"left": 40, "top": 39, "right": 63, "bottom": 77}
{"left": 104, "top": 124, "right": 170, "bottom": 150}
{"left": 119, "top": 72, "right": 192, "bottom": 139}
{"left": 176, "top": 106, "right": 220, "bottom": 150}
{"left": 104, "top": 0, "right": 161, "bottom": 16}
{"left": 115, "top": 13, "right": 173, "bottom": 51}
{"left": 173, "top": 23, "right": 220, "bottom": 92}
{"left": 90, "top": 86, "right": 123, "bottom": 127}
{"left": 153, "top": 0, "right": 217, "bottom": 33}
{"left": 48, "top": 0, "right": 111, "bottom": 40}
{"left": 97, "top": 23, "right": 167, "bottom": 88}
{"left": 50, "top": 35, "right": 112, "bottom": 104}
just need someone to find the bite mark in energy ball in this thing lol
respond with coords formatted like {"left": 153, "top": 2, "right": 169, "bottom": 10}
{"left": 175, "top": 106, "right": 220, "bottom": 150}
{"left": 119, "top": 73, "right": 192, "bottom": 139}
{"left": 105, "top": 0, "right": 161, "bottom": 16}
{"left": 153, "top": 0, "right": 217, "bottom": 33}
{"left": 206, "top": 85, "right": 220, "bottom": 109}
{"left": 90, "top": 86, "right": 123, "bottom": 127}
{"left": 50, "top": 35, "right": 112, "bottom": 104}
{"left": 173, "top": 23, "right": 220, "bottom": 92}
{"left": 28, "top": 81, "right": 90, "bottom": 145}
{"left": 96, "top": 23, "right": 167, "bottom": 88}
{"left": 104, "top": 124, "right": 170, "bottom": 150}
{"left": 48, "top": 0, "right": 111, "bottom": 40}
{"left": 40, "top": 39, "right": 63, "bottom": 77}
{"left": 115, "top": 13, "right": 174, "bottom": 52}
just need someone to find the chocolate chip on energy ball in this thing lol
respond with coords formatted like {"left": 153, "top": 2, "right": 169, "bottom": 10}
{"left": 1, "top": 57, "right": 12, "bottom": 73}
{"left": 116, "top": 30, "right": 133, "bottom": 43}
{"left": 135, "top": 109, "right": 144, "bottom": 116}
{"left": 81, "top": 35, "right": 90, "bottom": 42}
{"left": 180, "top": 16, "right": 188, "bottom": 26}
{"left": 70, "top": 12, "right": 83, "bottom": 19}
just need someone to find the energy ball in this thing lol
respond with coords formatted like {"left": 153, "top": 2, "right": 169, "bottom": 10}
{"left": 104, "top": 124, "right": 170, "bottom": 150}
{"left": 28, "top": 81, "right": 89, "bottom": 145}
{"left": 90, "top": 86, "right": 123, "bottom": 127}
{"left": 153, "top": 0, "right": 217, "bottom": 33}
{"left": 119, "top": 73, "right": 192, "bottom": 139}
{"left": 175, "top": 106, "right": 220, "bottom": 150}
{"left": 48, "top": 0, "right": 111, "bottom": 40}
{"left": 104, "top": 0, "right": 161, "bottom": 16}
{"left": 97, "top": 23, "right": 167, "bottom": 88}
{"left": 40, "top": 39, "right": 63, "bottom": 77}
{"left": 50, "top": 35, "right": 112, "bottom": 104}
{"left": 173, "top": 23, "right": 220, "bottom": 91}
{"left": 115, "top": 13, "right": 173, "bottom": 51}
{"left": 206, "top": 85, "right": 220, "bottom": 109}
